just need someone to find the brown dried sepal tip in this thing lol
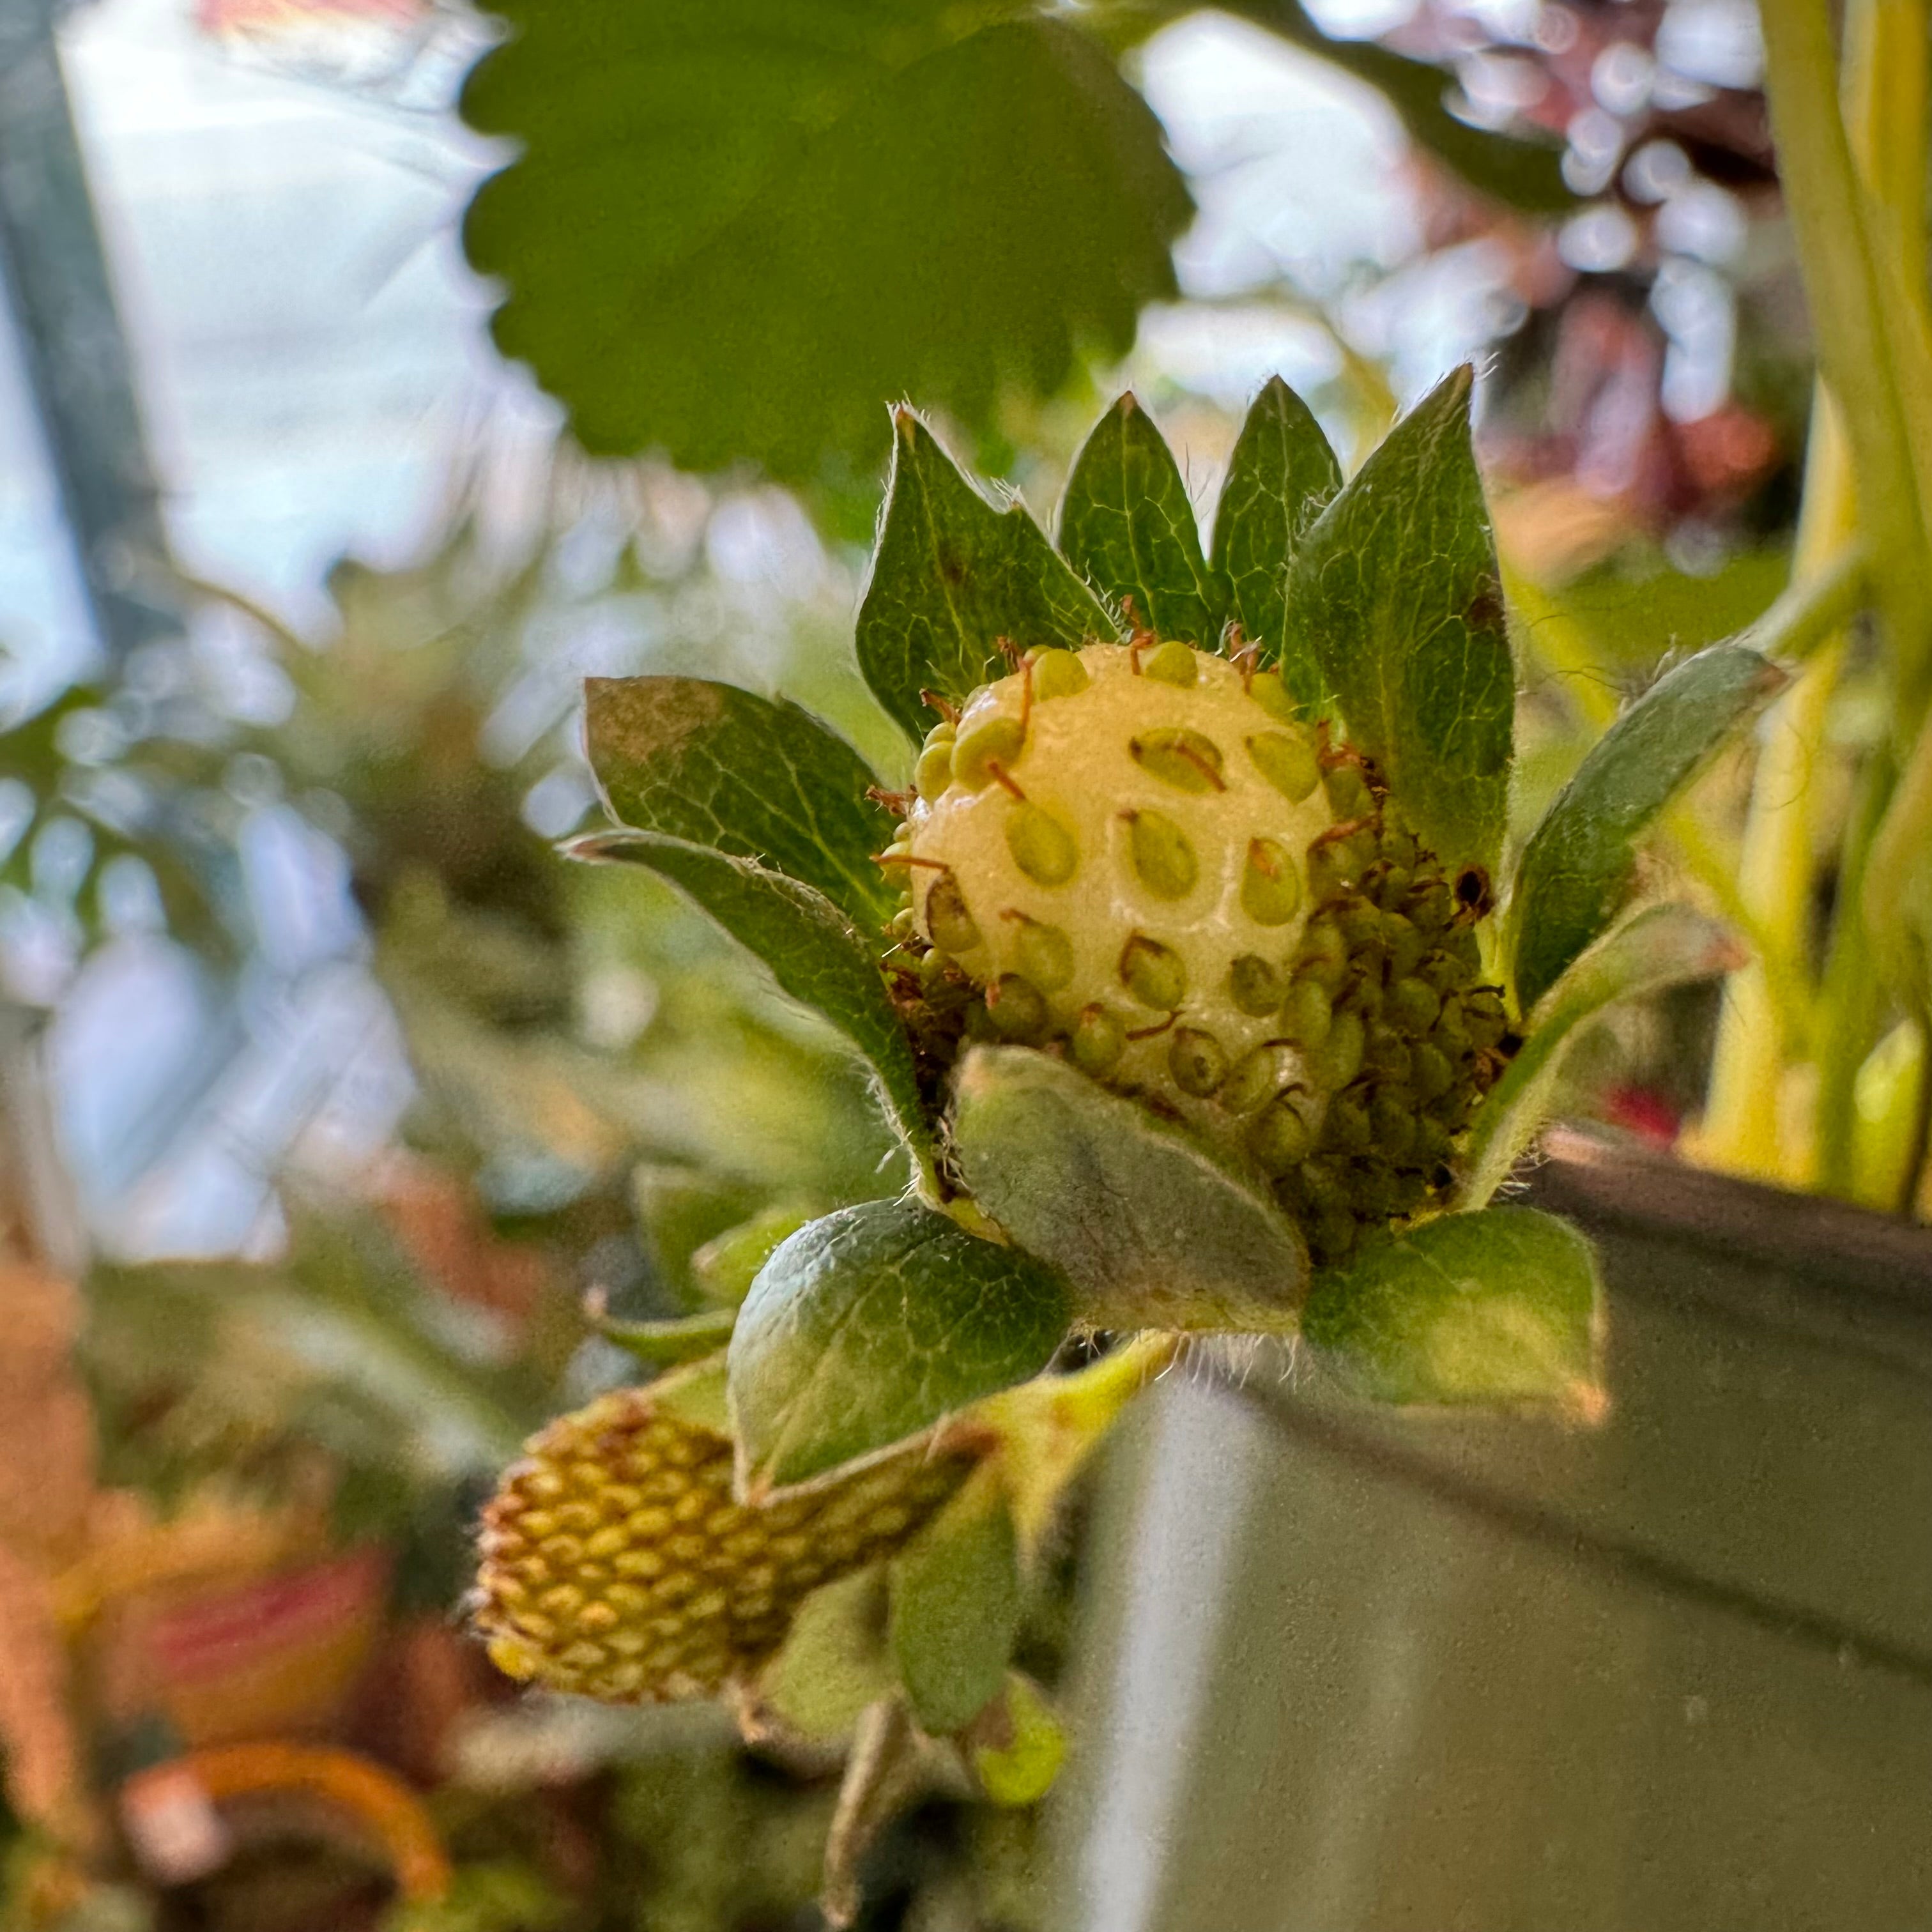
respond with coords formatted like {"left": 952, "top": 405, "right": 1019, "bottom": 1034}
{"left": 475, "top": 1386, "right": 969, "bottom": 1704}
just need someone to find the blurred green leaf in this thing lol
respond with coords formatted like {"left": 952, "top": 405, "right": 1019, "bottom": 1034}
{"left": 1507, "top": 643, "right": 1788, "bottom": 1012}
{"left": 460, "top": 3, "right": 1191, "bottom": 483}
{"left": 1464, "top": 904, "right": 1745, "bottom": 1206}
{"left": 727, "top": 1196, "right": 1070, "bottom": 1491}
{"left": 1284, "top": 366, "right": 1514, "bottom": 877}
{"left": 585, "top": 676, "right": 895, "bottom": 928}
{"left": 571, "top": 831, "right": 933, "bottom": 1167}
{"left": 1210, "top": 375, "right": 1341, "bottom": 662}
{"left": 1058, "top": 394, "right": 1227, "bottom": 643}
{"left": 948, "top": 1045, "right": 1307, "bottom": 1331}
{"left": 590, "top": 1305, "right": 739, "bottom": 1368}
{"left": 1302, "top": 1205, "right": 1602, "bottom": 1407}
{"left": 856, "top": 411, "right": 1117, "bottom": 744}
{"left": 889, "top": 1468, "right": 1022, "bottom": 1733}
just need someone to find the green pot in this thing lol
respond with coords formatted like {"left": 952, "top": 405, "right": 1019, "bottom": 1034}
{"left": 1054, "top": 1130, "right": 1932, "bottom": 1931}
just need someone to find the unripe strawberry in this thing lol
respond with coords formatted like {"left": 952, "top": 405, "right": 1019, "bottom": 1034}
{"left": 893, "top": 641, "right": 1512, "bottom": 1262}
{"left": 475, "top": 1382, "right": 970, "bottom": 1703}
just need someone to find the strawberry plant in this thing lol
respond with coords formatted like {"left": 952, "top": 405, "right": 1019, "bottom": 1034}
{"left": 473, "top": 370, "right": 1787, "bottom": 1915}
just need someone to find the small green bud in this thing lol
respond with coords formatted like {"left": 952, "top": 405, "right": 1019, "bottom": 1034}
{"left": 1281, "top": 975, "right": 1333, "bottom": 1049}
{"left": 1434, "top": 999, "right": 1473, "bottom": 1056}
{"left": 1008, "top": 914, "right": 1075, "bottom": 991}
{"left": 1296, "top": 918, "right": 1348, "bottom": 992}
{"left": 1298, "top": 1159, "right": 1349, "bottom": 1214}
{"left": 1464, "top": 988, "right": 1507, "bottom": 1049}
{"left": 1337, "top": 900, "right": 1383, "bottom": 956}
{"left": 1385, "top": 914, "right": 1427, "bottom": 979}
{"left": 925, "top": 875, "right": 981, "bottom": 953}
{"left": 1222, "top": 1041, "right": 1294, "bottom": 1114}
{"left": 1228, "top": 953, "right": 1285, "bottom": 1017}
{"left": 1306, "top": 840, "right": 1349, "bottom": 903}
{"left": 923, "top": 719, "right": 958, "bottom": 750}
{"left": 1321, "top": 1093, "right": 1371, "bottom": 1154}
{"left": 1125, "top": 809, "right": 1198, "bottom": 901}
{"left": 1006, "top": 803, "right": 1079, "bottom": 885}
{"left": 1029, "top": 648, "right": 1090, "bottom": 700}
{"left": 952, "top": 715, "right": 1027, "bottom": 792}
{"left": 1119, "top": 933, "right": 1186, "bottom": 1010}
{"left": 889, "top": 907, "right": 917, "bottom": 939}
{"left": 915, "top": 742, "right": 956, "bottom": 801}
{"left": 1319, "top": 1009, "right": 1365, "bottom": 1087}
{"left": 1325, "top": 762, "right": 1373, "bottom": 820}
{"left": 1381, "top": 825, "right": 1420, "bottom": 870}
{"left": 1350, "top": 1164, "right": 1399, "bottom": 1220}
{"left": 990, "top": 974, "right": 1048, "bottom": 1041}
{"left": 1241, "top": 838, "right": 1301, "bottom": 926}
{"left": 1169, "top": 1026, "right": 1229, "bottom": 1097}
{"left": 1142, "top": 639, "right": 1199, "bottom": 686}
{"left": 1246, "top": 731, "right": 1320, "bottom": 804}
{"left": 1343, "top": 973, "right": 1384, "bottom": 1022}
{"left": 1250, "top": 1094, "right": 1314, "bottom": 1173}
{"left": 1375, "top": 865, "right": 1413, "bottom": 910}
{"left": 1131, "top": 728, "right": 1225, "bottom": 793}
{"left": 1413, "top": 1041, "right": 1455, "bottom": 1101}
{"left": 1415, "top": 1116, "right": 1455, "bottom": 1167}
{"left": 1248, "top": 671, "right": 1298, "bottom": 724}
{"left": 1388, "top": 976, "right": 1442, "bottom": 1034}
{"left": 1421, "top": 948, "right": 1471, "bottom": 993}
{"left": 1409, "top": 877, "right": 1453, "bottom": 933}
{"left": 1070, "top": 1002, "right": 1126, "bottom": 1077}
{"left": 1368, "top": 1088, "right": 1419, "bottom": 1163}
{"left": 1364, "top": 1023, "right": 1413, "bottom": 1082}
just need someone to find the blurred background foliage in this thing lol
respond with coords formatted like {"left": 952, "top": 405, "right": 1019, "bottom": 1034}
{"left": 0, "top": 0, "right": 1915, "bottom": 1922}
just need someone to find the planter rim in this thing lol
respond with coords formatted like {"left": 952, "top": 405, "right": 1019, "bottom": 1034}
{"left": 1529, "top": 1124, "right": 1932, "bottom": 1307}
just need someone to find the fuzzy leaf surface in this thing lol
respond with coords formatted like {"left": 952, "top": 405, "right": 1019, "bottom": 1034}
{"left": 461, "top": 4, "right": 1190, "bottom": 482}
{"left": 585, "top": 676, "right": 893, "bottom": 928}
{"left": 1058, "top": 394, "right": 1227, "bottom": 645}
{"left": 889, "top": 1469, "right": 1022, "bottom": 1733}
{"left": 1464, "top": 904, "right": 1744, "bottom": 1206}
{"left": 569, "top": 831, "right": 930, "bottom": 1165}
{"left": 1303, "top": 1206, "right": 1602, "bottom": 1407}
{"left": 728, "top": 1197, "right": 1070, "bottom": 1491}
{"left": 1507, "top": 643, "right": 1789, "bottom": 1011}
{"left": 1211, "top": 376, "right": 1341, "bottom": 664}
{"left": 856, "top": 413, "right": 1116, "bottom": 744}
{"left": 948, "top": 1046, "right": 1308, "bottom": 1331}
{"left": 1283, "top": 365, "right": 1514, "bottom": 875}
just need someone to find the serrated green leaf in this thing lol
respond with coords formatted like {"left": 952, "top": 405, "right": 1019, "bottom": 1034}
{"left": 569, "top": 831, "right": 931, "bottom": 1168}
{"left": 855, "top": 412, "right": 1116, "bottom": 744}
{"left": 948, "top": 1046, "right": 1307, "bottom": 1331}
{"left": 1302, "top": 1206, "right": 1602, "bottom": 1407}
{"left": 728, "top": 1196, "right": 1070, "bottom": 1491}
{"left": 1210, "top": 376, "right": 1341, "bottom": 663}
{"left": 889, "top": 1467, "right": 1021, "bottom": 1733}
{"left": 1463, "top": 904, "right": 1744, "bottom": 1207}
{"left": 460, "top": 4, "right": 1190, "bottom": 484}
{"left": 1282, "top": 365, "right": 1514, "bottom": 877}
{"left": 1058, "top": 394, "right": 1228, "bottom": 645}
{"left": 1506, "top": 643, "right": 1790, "bottom": 1013}
{"left": 584, "top": 676, "right": 894, "bottom": 928}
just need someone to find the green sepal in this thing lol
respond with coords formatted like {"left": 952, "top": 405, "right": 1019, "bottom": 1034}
{"left": 1058, "top": 394, "right": 1228, "bottom": 646}
{"left": 587, "top": 1305, "right": 737, "bottom": 1368}
{"left": 727, "top": 1196, "right": 1071, "bottom": 1494}
{"left": 568, "top": 831, "right": 932, "bottom": 1170}
{"left": 1282, "top": 365, "right": 1514, "bottom": 878}
{"left": 888, "top": 1464, "right": 1022, "bottom": 1735}
{"left": 1302, "top": 1206, "right": 1603, "bottom": 1409}
{"left": 1211, "top": 376, "right": 1341, "bottom": 664}
{"left": 583, "top": 675, "right": 894, "bottom": 928}
{"left": 856, "top": 411, "right": 1116, "bottom": 744}
{"left": 1506, "top": 642, "right": 1789, "bottom": 1013}
{"left": 690, "top": 1205, "right": 816, "bottom": 1307}
{"left": 947, "top": 1046, "right": 1307, "bottom": 1332}
{"left": 1464, "top": 903, "right": 1742, "bottom": 1207}
{"left": 756, "top": 1567, "right": 896, "bottom": 1742}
